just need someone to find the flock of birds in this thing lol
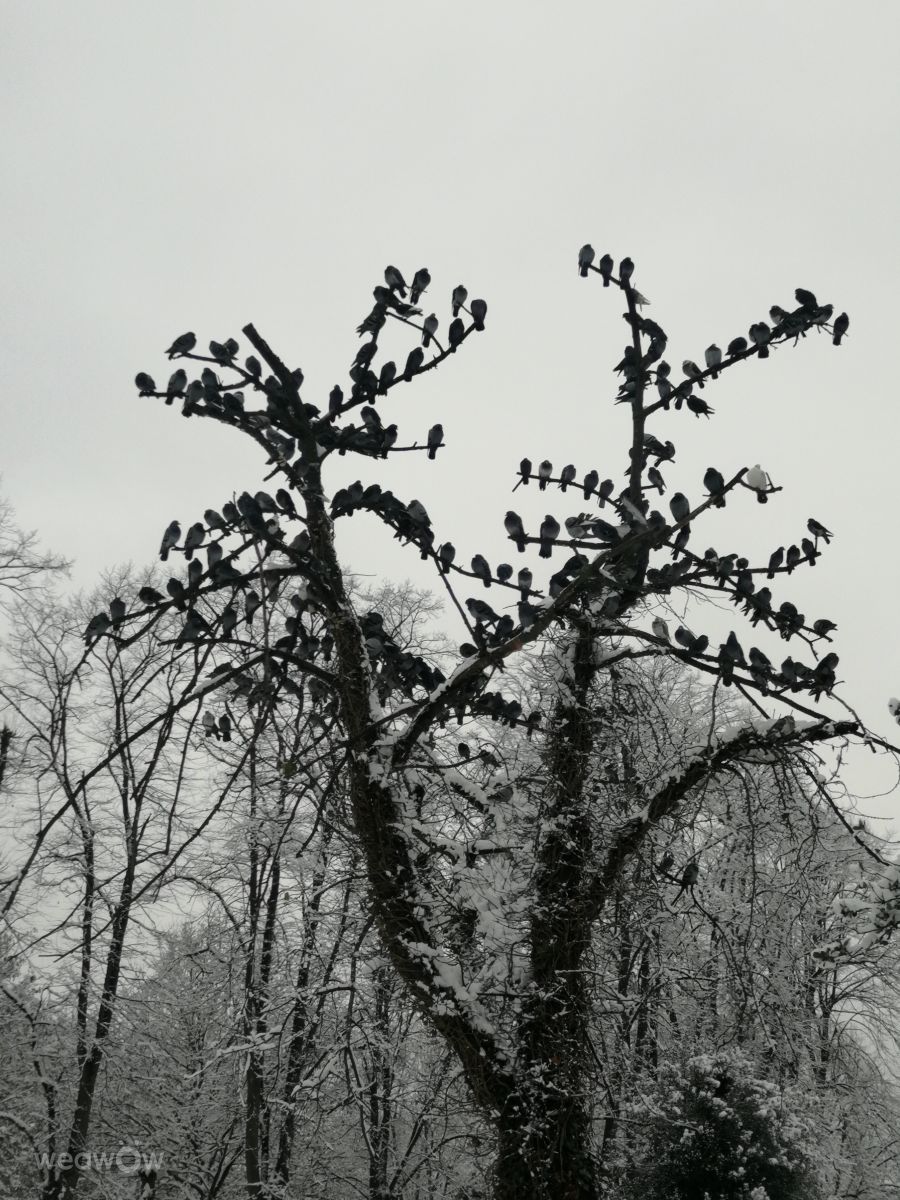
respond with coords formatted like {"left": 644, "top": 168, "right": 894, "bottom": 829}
{"left": 112, "top": 254, "right": 849, "bottom": 751}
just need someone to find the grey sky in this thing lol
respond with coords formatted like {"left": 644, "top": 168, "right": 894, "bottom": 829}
{"left": 2, "top": 2, "right": 898, "bottom": 810}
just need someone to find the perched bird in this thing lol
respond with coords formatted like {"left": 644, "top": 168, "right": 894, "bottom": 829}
{"left": 328, "top": 385, "right": 344, "bottom": 416}
{"left": 582, "top": 469, "right": 599, "bottom": 499}
{"left": 832, "top": 312, "right": 849, "bottom": 346}
{"left": 813, "top": 618, "right": 837, "bottom": 640}
{"left": 384, "top": 265, "right": 407, "bottom": 296}
{"left": 676, "top": 862, "right": 699, "bottom": 898}
{"left": 138, "top": 586, "right": 164, "bottom": 606}
{"left": 517, "top": 567, "right": 533, "bottom": 596}
{"left": 207, "top": 542, "right": 223, "bottom": 570}
{"left": 410, "top": 268, "right": 431, "bottom": 305}
{"left": 598, "top": 253, "right": 613, "bottom": 286}
{"left": 451, "top": 285, "right": 468, "bottom": 316}
{"left": 807, "top": 518, "right": 833, "bottom": 544}
{"left": 159, "top": 521, "right": 181, "bottom": 562}
{"left": 795, "top": 287, "right": 818, "bottom": 310}
{"left": 749, "top": 322, "right": 771, "bottom": 358}
{"left": 505, "top": 511, "right": 527, "bottom": 553}
{"left": 519, "top": 458, "right": 532, "bottom": 487}
{"left": 404, "top": 347, "right": 424, "bottom": 379}
{"left": 682, "top": 359, "right": 705, "bottom": 388}
{"left": 539, "top": 515, "right": 560, "bottom": 559}
{"left": 108, "top": 597, "right": 126, "bottom": 627}
{"left": 578, "top": 244, "right": 595, "bottom": 277}
{"left": 470, "top": 298, "right": 487, "bottom": 331}
{"left": 183, "top": 522, "right": 205, "bottom": 560}
{"left": 652, "top": 616, "right": 669, "bottom": 642}
{"left": 218, "top": 714, "right": 232, "bottom": 742}
{"left": 166, "top": 369, "right": 187, "bottom": 405}
{"left": 427, "top": 424, "right": 443, "bottom": 460}
{"left": 84, "top": 612, "right": 111, "bottom": 645}
{"left": 496, "top": 563, "right": 513, "bottom": 584}
{"left": 538, "top": 460, "right": 553, "bottom": 491}
{"left": 448, "top": 318, "right": 465, "bottom": 349}
{"left": 801, "top": 537, "right": 817, "bottom": 565}
{"left": 558, "top": 464, "right": 576, "bottom": 492}
{"left": 785, "top": 544, "right": 802, "bottom": 573}
{"left": 166, "top": 332, "right": 196, "bottom": 359}
{"left": 669, "top": 493, "right": 691, "bottom": 524}
{"left": 421, "top": 314, "right": 439, "bottom": 347}
{"left": 438, "top": 542, "right": 456, "bottom": 573}
{"left": 703, "top": 468, "right": 726, "bottom": 507}
{"left": 221, "top": 606, "right": 238, "bottom": 637}
{"left": 619, "top": 257, "right": 634, "bottom": 284}
{"left": 745, "top": 464, "right": 768, "bottom": 498}
{"left": 275, "top": 488, "right": 296, "bottom": 515}
{"left": 726, "top": 336, "right": 748, "bottom": 356}
{"left": 407, "top": 499, "right": 430, "bottom": 525}
{"left": 135, "top": 372, "right": 155, "bottom": 395}
{"left": 471, "top": 555, "right": 492, "bottom": 587}
{"left": 767, "top": 547, "right": 784, "bottom": 579}
{"left": 704, "top": 344, "right": 722, "bottom": 378}
{"left": 648, "top": 466, "right": 665, "bottom": 493}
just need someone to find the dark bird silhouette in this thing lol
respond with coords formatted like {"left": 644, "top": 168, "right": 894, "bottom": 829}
{"left": 726, "top": 336, "right": 748, "bottom": 356}
{"left": 451, "top": 285, "right": 468, "bottom": 316}
{"left": 84, "top": 612, "right": 111, "bottom": 645}
{"left": 703, "top": 468, "right": 725, "bottom": 507}
{"left": 135, "top": 372, "right": 155, "bottom": 395}
{"left": 582, "top": 469, "right": 599, "bottom": 499}
{"left": 598, "top": 253, "right": 613, "bottom": 285}
{"left": 218, "top": 714, "right": 232, "bottom": 742}
{"left": 619, "top": 257, "right": 634, "bottom": 284}
{"left": 384, "top": 265, "right": 407, "bottom": 296}
{"left": 421, "top": 314, "right": 438, "bottom": 347}
{"left": 505, "top": 511, "right": 527, "bottom": 553}
{"left": 427, "top": 424, "right": 443, "bottom": 460}
{"left": 801, "top": 537, "right": 817, "bottom": 565}
{"left": 682, "top": 359, "right": 704, "bottom": 389}
{"left": 538, "top": 460, "right": 553, "bottom": 491}
{"left": 813, "top": 618, "right": 837, "bottom": 640}
{"left": 166, "top": 369, "right": 187, "bottom": 405}
{"left": 517, "top": 567, "right": 533, "bottom": 596}
{"left": 496, "top": 563, "right": 513, "bottom": 584}
{"left": 832, "top": 312, "right": 849, "bottom": 345}
{"left": 807, "top": 518, "right": 833, "bottom": 544}
{"left": 669, "top": 493, "right": 691, "bottom": 524}
{"left": 559, "top": 464, "right": 576, "bottom": 492}
{"left": 519, "top": 458, "right": 532, "bottom": 486}
{"left": 686, "top": 395, "right": 714, "bottom": 418}
{"left": 767, "top": 547, "right": 784, "bottom": 578}
{"left": 159, "top": 521, "right": 181, "bottom": 562}
{"left": 138, "top": 586, "right": 164, "bottom": 606}
{"left": 438, "top": 543, "right": 456, "bottom": 573}
{"left": 648, "top": 466, "right": 665, "bottom": 493}
{"left": 471, "top": 555, "right": 492, "bottom": 587}
{"left": 276, "top": 488, "right": 296, "bottom": 515}
{"left": 183, "top": 523, "right": 205, "bottom": 560}
{"left": 448, "top": 318, "right": 465, "bottom": 349}
{"left": 539, "top": 516, "right": 560, "bottom": 559}
{"left": 404, "top": 347, "right": 425, "bottom": 379}
{"left": 578, "top": 244, "right": 595, "bottom": 277}
{"left": 795, "top": 287, "right": 818, "bottom": 310}
{"left": 676, "top": 862, "right": 699, "bottom": 898}
{"left": 785, "top": 545, "right": 802, "bottom": 573}
{"left": 470, "top": 299, "right": 487, "bottom": 331}
{"left": 749, "top": 322, "right": 771, "bottom": 358}
{"left": 410, "top": 268, "right": 431, "bottom": 305}
{"left": 704, "top": 344, "right": 722, "bottom": 378}
{"left": 166, "top": 332, "right": 196, "bottom": 359}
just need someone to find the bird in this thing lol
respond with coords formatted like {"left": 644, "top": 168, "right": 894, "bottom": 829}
{"left": 404, "top": 347, "right": 425, "bottom": 379}
{"left": 704, "top": 344, "right": 722, "bottom": 378}
{"left": 84, "top": 612, "right": 111, "bottom": 645}
{"left": 410, "top": 268, "right": 431, "bottom": 305}
{"left": 813, "top": 618, "right": 837, "bottom": 640}
{"left": 166, "top": 332, "right": 196, "bottom": 359}
{"left": 517, "top": 568, "right": 533, "bottom": 597}
{"left": 422, "top": 314, "right": 439, "bottom": 347}
{"left": 135, "top": 372, "right": 155, "bottom": 395}
{"left": 807, "top": 518, "right": 833, "bottom": 544}
{"left": 496, "top": 563, "right": 513, "bottom": 584}
{"left": 749, "top": 322, "right": 771, "bottom": 357}
{"left": 832, "top": 312, "right": 849, "bottom": 346}
{"left": 558, "top": 464, "right": 576, "bottom": 492}
{"left": 519, "top": 458, "right": 532, "bottom": 487}
{"left": 539, "top": 516, "right": 560, "bottom": 558}
{"left": 675, "top": 862, "right": 699, "bottom": 898}
{"left": 109, "top": 598, "right": 126, "bottom": 626}
{"left": 578, "top": 244, "right": 595, "bottom": 277}
{"left": 218, "top": 714, "right": 232, "bottom": 742}
{"left": 451, "top": 285, "right": 468, "bottom": 316}
{"left": 767, "top": 547, "right": 784, "bottom": 579}
{"left": 448, "top": 318, "right": 465, "bottom": 349}
{"left": 582, "top": 469, "right": 599, "bottom": 499}
{"left": 183, "top": 522, "right": 205, "bottom": 560}
{"left": 703, "top": 468, "right": 726, "bottom": 507}
{"left": 470, "top": 299, "right": 487, "bottom": 331}
{"left": 669, "top": 493, "right": 691, "bottom": 524}
{"left": 682, "top": 360, "right": 705, "bottom": 388}
{"left": 795, "top": 287, "right": 818, "bottom": 310}
{"left": 138, "top": 586, "right": 164, "bottom": 606}
{"left": 505, "top": 511, "right": 527, "bottom": 553}
{"left": 598, "top": 254, "right": 613, "bottom": 286}
{"left": 652, "top": 616, "right": 669, "bottom": 642}
{"left": 384, "top": 265, "right": 407, "bottom": 296}
{"left": 407, "top": 499, "right": 430, "bottom": 525}
{"left": 165, "top": 369, "right": 187, "bottom": 405}
{"left": 427, "top": 424, "right": 443, "bottom": 460}
{"left": 159, "top": 521, "right": 181, "bottom": 562}
{"left": 221, "top": 606, "right": 238, "bottom": 637}
{"left": 801, "top": 537, "right": 817, "bottom": 565}
{"left": 538, "top": 461, "right": 553, "bottom": 491}
{"left": 438, "top": 543, "right": 456, "bottom": 573}
{"left": 785, "top": 545, "right": 802, "bottom": 573}
{"left": 275, "top": 489, "right": 296, "bottom": 515}
{"left": 726, "top": 336, "right": 749, "bottom": 356}
{"left": 619, "top": 257, "right": 634, "bottom": 284}
{"left": 745, "top": 465, "right": 768, "bottom": 498}
{"left": 471, "top": 555, "right": 492, "bottom": 587}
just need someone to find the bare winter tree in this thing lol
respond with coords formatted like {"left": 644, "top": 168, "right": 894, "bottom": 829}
{"left": 94, "top": 252, "right": 897, "bottom": 1200}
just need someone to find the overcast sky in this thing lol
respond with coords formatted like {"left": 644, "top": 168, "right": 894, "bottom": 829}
{"left": 2, "top": 2, "right": 898, "bottom": 814}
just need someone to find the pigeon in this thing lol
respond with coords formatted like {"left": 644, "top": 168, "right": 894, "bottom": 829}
{"left": 749, "top": 322, "right": 771, "bottom": 358}
{"left": 767, "top": 548, "right": 784, "bottom": 579}
{"left": 159, "top": 521, "right": 181, "bottom": 562}
{"left": 471, "top": 555, "right": 492, "bottom": 588}
{"left": 138, "top": 586, "right": 164, "bottom": 606}
{"left": 517, "top": 568, "right": 533, "bottom": 596}
{"left": 832, "top": 312, "right": 849, "bottom": 346}
{"left": 807, "top": 518, "right": 833, "bottom": 544}
{"left": 813, "top": 618, "right": 837, "bottom": 640}
{"left": 496, "top": 563, "right": 513, "bottom": 584}
{"left": 84, "top": 612, "right": 111, "bottom": 645}
{"left": 166, "top": 332, "right": 196, "bottom": 359}
{"left": 582, "top": 469, "right": 599, "bottom": 499}
{"left": 505, "top": 511, "right": 527, "bottom": 553}
{"left": 378, "top": 361, "right": 397, "bottom": 392}
{"left": 421, "top": 314, "right": 439, "bottom": 347}
{"left": 539, "top": 516, "right": 560, "bottom": 559}
{"left": 165, "top": 369, "right": 187, "bottom": 405}
{"left": 619, "top": 257, "right": 634, "bottom": 284}
{"left": 704, "top": 345, "right": 722, "bottom": 378}
{"left": 451, "top": 285, "right": 468, "bottom": 316}
{"left": 682, "top": 360, "right": 705, "bottom": 388}
{"left": 470, "top": 299, "right": 487, "bottom": 331}
{"left": 676, "top": 861, "right": 699, "bottom": 898}
{"left": 795, "top": 287, "right": 818, "bottom": 310}
{"left": 669, "top": 493, "right": 691, "bottom": 524}
{"left": 448, "top": 318, "right": 465, "bottom": 350}
{"left": 578, "top": 244, "right": 595, "bottom": 277}
{"left": 135, "top": 372, "right": 156, "bottom": 395}
{"left": 218, "top": 714, "right": 232, "bottom": 742}
{"left": 438, "top": 542, "right": 456, "bottom": 573}
{"left": 745, "top": 465, "right": 768, "bottom": 498}
{"left": 652, "top": 616, "right": 669, "bottom": 642}
{"left": 403, "top": 347, "right": 425, "bottom": 380}
{"left": 407, "top": 499, "right": 430, "bottom": 525}
{"left": 558, "top": 464, "right": 576, "bottom": 492}
{"left": 275, "top": 489, "right": 296, "bottom": 515}
{"left": 519, "top": 458, "right": 532, "bottom": 487}
{"left": 427, "top": 424, "right": 443, "bottom": 460}
{"left": 384, "top": 265, "right": 407, "bottom": 296}
{"left": 410, "top": 268, "right": 431, "bottom": 305}
{"left": 801, "top": 538, "right": 817, "bottom": 565}
{"left": 538, "top": 460, "right": 553, "bottom": 491}
{"left": 785, "top": 545, "right": 802, "bottom": 573}
{"left": 183, "top": 522, "right": 205, "bottom": 560}
{"left": 726, "top": 336, "right": 749, "bottom": 356}
{"left": 703, "top": 468, "right": 726, "bottom": 507}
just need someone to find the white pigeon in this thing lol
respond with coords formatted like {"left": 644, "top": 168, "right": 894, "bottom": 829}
{"left": 745, "top": 464, "right": 768, "bottom": 492}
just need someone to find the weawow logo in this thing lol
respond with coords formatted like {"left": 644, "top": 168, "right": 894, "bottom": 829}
{"left": 37, "top": 1146, "right": 163, "bottom": 1175}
